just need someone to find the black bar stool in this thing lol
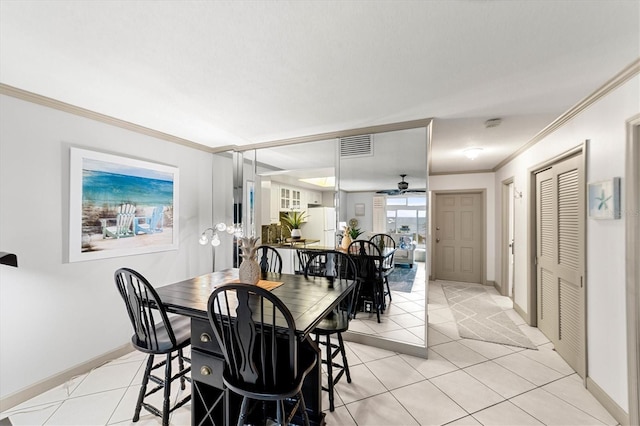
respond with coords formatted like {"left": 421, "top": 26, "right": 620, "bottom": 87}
{"left": 114, "top": 268, "right": 191, "bottom": 426}
{"left": 304, "top": 250, "right": 358, "bottom": 412}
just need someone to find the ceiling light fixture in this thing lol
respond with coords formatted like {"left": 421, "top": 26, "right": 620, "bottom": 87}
{"left": 464, "top": 147, "right": 483, "bottom": 160}
{"left": 199, "top": 222, "right": 242, "bottom": 247}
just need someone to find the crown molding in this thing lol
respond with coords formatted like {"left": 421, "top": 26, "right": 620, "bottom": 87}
{"left": 430, "top": 169, "right": 494, "bottom": 177}
{"left": 225, "top": 118, "right": 434, "bottom": 153}
{"left": 1, "top": 83, "right": 432, "bottom": 157}
{"left": 493, "top": 58, "right": 640, "bottom": 172}
{"left": 0, "top": 83, "right": 218, "bottom": 153}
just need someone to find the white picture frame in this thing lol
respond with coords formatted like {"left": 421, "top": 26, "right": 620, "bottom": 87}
{"left": 246, "top": 180, "right": 255, "bottom": 237}
{"left": 588, "top": 177, "right": 621, "bottom": 220}
{"left": 69, "top": 147, "right": 179, "bottom": 262}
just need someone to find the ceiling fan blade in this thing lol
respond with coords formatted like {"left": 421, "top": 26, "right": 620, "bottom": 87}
{"left": 376, "top": 189, "right": 400, "bottom": 195}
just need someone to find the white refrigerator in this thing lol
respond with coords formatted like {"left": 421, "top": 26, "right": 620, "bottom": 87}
{"left": 304, "top": 207, "right": 336, "bottom": 247}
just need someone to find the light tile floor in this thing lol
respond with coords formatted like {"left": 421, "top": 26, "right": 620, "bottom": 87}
{"left": 348, "top": 262, "right": 427, "bottom": 345}
{"left": 1, "top": 274, "right": 619, "bottom": 425}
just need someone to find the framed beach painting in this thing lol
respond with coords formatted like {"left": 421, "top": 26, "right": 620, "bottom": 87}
{"left": 588, "top": 177, "right": 621, "bottom": 220}
{"left": 69, "top": 147, "right": 179, "bottom": 262}
{"left": 246, "top": 180, "right": 255, "bottom": 237}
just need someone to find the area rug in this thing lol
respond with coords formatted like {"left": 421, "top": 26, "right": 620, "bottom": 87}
{"left": 387, "top": 265, "right": 417, "bottom": 293}
{"left": 441, "top": 282, "right": 536, "bottom": 349}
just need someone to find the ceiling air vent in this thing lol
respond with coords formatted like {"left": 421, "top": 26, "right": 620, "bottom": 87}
{"left": 340, "top": 134, "right": 373, "bottom": 158}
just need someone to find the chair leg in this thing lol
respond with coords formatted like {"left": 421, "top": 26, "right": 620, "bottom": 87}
{"left": 374, "top": 281, "right": 382, "bottom": 323}
{"left": 178, "top": 348, "right": 186, "bottom": 390}
{"left": 162, "top": 353, "right": 172, "bottom": 426}
{"left": 134, "top": 354, "right": 154, "bottom": 421}
{"left": 298, "top": 391, "right": 310, "bottom": 426}
{"left": 237, "top": 396, "right": 249, "bottom": 426}
{"left": 277, "top": 399, "right": 285, "bottom": 425}
{"left": 337, "top": 332, "right": 351, "bottom": 383}
{"left": 385, "top": 276, "right": 392, "bottom": 302}
{"left": 352, "top": 281, "right": 362, "bottom": 319}
{"left": 325, "top": 334, "right": 335, "bottom": 412}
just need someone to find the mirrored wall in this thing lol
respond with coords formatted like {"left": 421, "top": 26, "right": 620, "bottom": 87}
{"left": 235, "top": 122, "right": 431, "bottom": 355}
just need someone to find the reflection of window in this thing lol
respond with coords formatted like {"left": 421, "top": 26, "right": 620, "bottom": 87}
{"left": 408, "top": 197, "right": 426, "bottom": 206}
{"left": 386, "top": 210, "right": 396, "bottom": 225}
{"left": 385, "top": 196, "right": 426, "bottom": 246}
{"left": 386, "top": 197, "right": 406, "bottom": 206}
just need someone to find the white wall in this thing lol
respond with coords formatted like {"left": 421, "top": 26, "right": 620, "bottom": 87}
{"left": 344, "top": 192, "right": 375, "bottom": 232}
{"left": 212, "top": 153, "right": 234, "bottom": 270}
{"left": 0, "top": 95, "right": 219, "bottom": 399}
{"left": 494, "top": 75, "right": 639, "bottom": 412}
{"left": 429, "top": 173, "right": 496, "bottom": 281}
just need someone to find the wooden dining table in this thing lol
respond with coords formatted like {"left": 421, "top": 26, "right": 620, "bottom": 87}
{"left": 155, "top": 268, "right": 357, "bottom": 426}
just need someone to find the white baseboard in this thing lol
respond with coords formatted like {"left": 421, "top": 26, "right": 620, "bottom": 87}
{"left": 586, "top": 377, "right": 629, "bottom": 426}
{"left": 0, "top": 343, "right": 133, "bottom": 412}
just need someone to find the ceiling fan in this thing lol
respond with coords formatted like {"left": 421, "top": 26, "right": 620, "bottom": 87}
{"left": 376, "top": 174, "right": 426, "bottom": 195}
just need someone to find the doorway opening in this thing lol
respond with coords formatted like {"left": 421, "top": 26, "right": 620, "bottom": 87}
{"left": 501, "top": 178, "right": 516, "bottom": 298}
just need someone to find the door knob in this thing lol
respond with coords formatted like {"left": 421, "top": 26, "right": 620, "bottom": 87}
{"left": 436, "top": 238, "right": 440, "bottom": 243}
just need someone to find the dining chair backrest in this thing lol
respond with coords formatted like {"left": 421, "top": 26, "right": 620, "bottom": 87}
{"left": 369, "top": 233, "right": 396, "bottom": 270}
{"left": 347, "top": 240, "right": 382, "bottom": 258}
{"left": 347, "top": 240, "right": 383, "bottom": 282}
{"left": 256, "top": 245, "right": 283, "bottom": 273}
{"left": 369, "top": 233, "right": 396, "bottom": 250}
{"left": 304, "top": 250, "right": 359, "bottom": 315}
{"left": 304, "top": 250, "right": 357, "bottom": 282}
{"left": 296, "top": 249, "right": 316, "bottom": 275}
{"left": 207, "top": 283, "right": 298, "bottom": 388}
{"left": 114, "top": 268, "right": 177, "bottom": 352}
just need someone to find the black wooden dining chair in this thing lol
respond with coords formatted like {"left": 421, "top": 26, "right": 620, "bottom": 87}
{"left": 347, "top": 240, "right": 385, "bottom": 322}
{"left": 256, "top": 245, "right": 283, "bottom": 273}
{"left": 369, "top": 233, "right": 396, "bottom": 304}
{"left": 304, "top": 250, "right": 358, "bottom": 412}
{"left": 114, "top": 268, "right": 191, "bottom": 426}
{"left": 207, "top": 283, "right": 317, "bottom": 426}
{"left": 296, "top": 249, "right": 319, "bottom": 275}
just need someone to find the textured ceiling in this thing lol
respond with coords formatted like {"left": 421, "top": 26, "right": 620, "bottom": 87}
{"left": 1, "top": 1, "right": 638, "bottom": 174}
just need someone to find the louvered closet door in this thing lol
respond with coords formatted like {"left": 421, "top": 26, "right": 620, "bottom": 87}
{"left": 535, "top": 154, "right": 585, "bottom": 378}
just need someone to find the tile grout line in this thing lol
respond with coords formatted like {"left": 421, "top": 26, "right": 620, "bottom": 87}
{"left": 106, "top": 355, "right": 148, "bottom": 425}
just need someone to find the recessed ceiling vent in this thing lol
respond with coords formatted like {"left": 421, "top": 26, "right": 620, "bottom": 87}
{"left": 340, "top": 134, "right": 373, "bottom": 158}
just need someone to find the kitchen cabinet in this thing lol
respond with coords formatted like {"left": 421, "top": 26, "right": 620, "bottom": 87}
{"left": 270, "top": 183, "right": 280, "bottom": 223}
{"left": 265, "top": 182, "right": 326, "bottom": 224}
{"left": 307, "top": 190, "right": 323, "bottom": 205}
{"left": 279, "top": 186, "right": 302, "bottom": 211}
{"left": 292, "top": 189, "right": 302, "bottom": 210}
